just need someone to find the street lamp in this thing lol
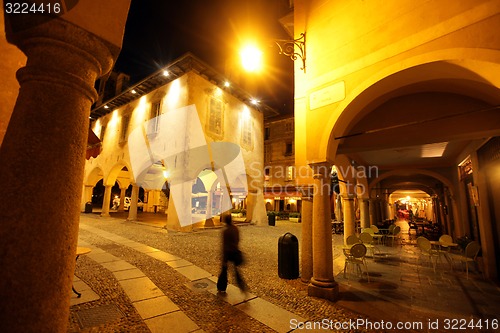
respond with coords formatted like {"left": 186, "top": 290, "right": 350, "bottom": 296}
{"left": 240, "top": 33, "right": 307, "bottom": 73}
{"left": 240, "top": 43, "right": 263, "bottom": 72}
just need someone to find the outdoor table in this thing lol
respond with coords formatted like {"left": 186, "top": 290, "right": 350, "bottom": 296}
{"left": 371, "top": 233, "right": 385, "bottom": 244}
{"left": 377, "top": 228, "right": 390, "bottom": 235}
{"left": 72, "top": 246, "right": 91, "bottom": 297}
{"left": 430, "top": 241, "right": 459, "bottom": 267}
{"left": 430, "top": 241, "right": 459, "bottom": 249}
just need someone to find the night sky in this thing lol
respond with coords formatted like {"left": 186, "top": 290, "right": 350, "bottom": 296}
{"left": 114, "top": 0, "right": 294, "bottom": 115}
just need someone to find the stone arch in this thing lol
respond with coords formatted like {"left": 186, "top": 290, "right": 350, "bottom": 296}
{"left": 84, "top": 166, "right": 104, "bottom": 187}
{"left": 324, "top": 49, "right": 500, "bottom": 160}
{"left": 369, "top": 168, "right": 455, "bottom": 197}
{"left": 106, "top": 161, "right": 133, "bottom": 187}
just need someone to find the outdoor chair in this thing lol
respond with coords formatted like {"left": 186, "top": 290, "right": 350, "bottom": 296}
{"left": 370, "top": 225, "right": 384, "bottom": 244}
{"left": 343, "top": 243, "right": 370, "bottom": 282}
{"left": 385, "top": 225, "right": 401, "bottom": 246}
{"left": 450, "top": 241, "right": 481, "bottom": 279}
{"left": 345, "top": 234, "right": 361, "bottom": 246}
{"left": 439, "top": 234, "right": 453, "bottom": 244}
{"left": 359, "top": 232, "right": 378, "bottom": 257}
{"left": 416, "top": 236, "right": 440, "bottom": 272}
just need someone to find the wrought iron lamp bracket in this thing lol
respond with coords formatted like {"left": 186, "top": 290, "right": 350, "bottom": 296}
{"left": 274, "top": 32, "right": 306, "bottom": 72}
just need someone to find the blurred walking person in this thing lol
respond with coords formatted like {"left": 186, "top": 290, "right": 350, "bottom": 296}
{"left": 217, "top": 214, "right": 247, "bottom": 293}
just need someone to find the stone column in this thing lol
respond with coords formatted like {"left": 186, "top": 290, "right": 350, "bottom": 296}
{"left": 359, "top": 198, "right": 370, "bottom": 229}
{"left": 128, "top": 184, "right": 139, "bottom": 221}
{"left": 343, "top": 194, "right": 356, "bottom": 244}
{"left": 369, "top": 198, "right": 376, "bottom": 226}
{"left": 118, "top": 187, "right": 127, "bottom": 212}
{"left": 245, "top": 190, "right": 255, "bottom": 222}
{"left": 300, "top": 188, "right": 313, "bottom": 283}
{"left": 81, "top": 185, "right": 94, "bottom": 211}
{"left": 204, "top": 190, "right": 214, "bottom": 227}
{"left": 101, "top": 185, "right": 112, "bottom": 217}
{"left": 307, "top": 163, "right": 338, "bottom": 301}
{"left": 0, "top": 4, "right": 129, "bottom": 331}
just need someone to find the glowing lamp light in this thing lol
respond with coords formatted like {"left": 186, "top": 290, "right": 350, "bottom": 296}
{"left": 163, "top": 170, "right": 170, "bottom": 178}
{"left": 224, "top": 81, "right": 230, "bottom": 87}
{"left": 250, "top": 98, "right": 259, "bottom": 105}
{"left": 131, "top": 89, "right": 137, "bottom": 94}
{"left": 163, "top": 70, "right": 170, "bottom": 77}
{"left": 240, "top": 44, "right": 263, "bottom": 72}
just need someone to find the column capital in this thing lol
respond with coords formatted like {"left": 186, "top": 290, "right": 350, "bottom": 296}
{"left": 5, "top": 16, "right": 120, "bottom": 104}
{"left": 297, "top": 185, "right": 314, "bottom": 200}
{"left": 309, "top": 161, "right": 332, "bottom": 177}
{"left": 341, "top": 193, "right": 356, "bottom": 200}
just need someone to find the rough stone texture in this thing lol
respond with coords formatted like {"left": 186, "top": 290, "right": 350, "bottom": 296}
{"left": 72, "top": 215, "right": 368, "bottom": 332}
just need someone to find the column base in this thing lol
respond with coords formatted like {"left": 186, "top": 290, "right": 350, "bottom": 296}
{"left": 101, "top": 213, "right": 110, "bottom": 217}
{"left": 204, "top": 218, "right": 215, "bottom": 228}
{"left": 308, "top": 279, "right": 339, "bottom": 301}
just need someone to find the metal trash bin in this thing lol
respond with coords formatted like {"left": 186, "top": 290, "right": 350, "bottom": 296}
{"left": 84, "top": 202, "right": 93, "bottom": 214}
{"left": 268, "top": 214, "right": 276, "bottom": 226}
{"left": 278, "top": 232, "right": 299, "bottom": 279}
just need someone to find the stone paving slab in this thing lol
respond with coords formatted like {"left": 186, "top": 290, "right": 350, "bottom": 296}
{"left": 167, "top": 259, "right": 193, "bottom": 268}
{"left": 144, "top": 311, "right": 201, "bottom": 333}
{"left": 113, "top": 268, "right": 147, "bottom": 281}
{"left": 119, "top": 276, "right": 164, "bottom": 302}
{"left": 147, "top": 251, "right": 179, "bottom": 262}
{"left": 87, "top": 252, "right": 121, "bottom": 263}
{"left": 119, "top": 277, "right": 164, "bottom": 302}
{"left": 70, "top": 277, "right": 99, "bottom": 306}
{"left": 235, "top": 297, "right": 305, "bottom": 333}
{"left": 128, "top": 244, "right": 162, "bottom": 253}
{"left": 133, "top": 295, "right": 179, "bottom": 319}
{"left": 175, "top": 265, "right": 212, "bottom": 281}
{"left": 101, "top": 259, "right": 137, "bottom": 272}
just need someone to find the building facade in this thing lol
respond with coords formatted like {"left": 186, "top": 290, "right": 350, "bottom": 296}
{"left": 263, "top": 115, "right": 302, "bottom": 214}
{"left": 293, "top": 0, "right": 500, "bottom": 300}
{"left": 82, "top": 54, "right": 268, "bottom": 230}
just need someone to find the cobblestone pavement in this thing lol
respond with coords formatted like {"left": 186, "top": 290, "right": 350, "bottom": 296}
{"left": 69, "top": 213, "right": 500, "bottom": 332}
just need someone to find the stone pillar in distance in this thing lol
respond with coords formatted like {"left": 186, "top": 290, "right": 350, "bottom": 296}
{"left": 299, "top": 186, "right": 313, "bottom": 283}
{"left": 101, "top": 185, "right": 112, "bottom": 217}
{"left": 360, "top": 198, "right": 370, "bottom": 229}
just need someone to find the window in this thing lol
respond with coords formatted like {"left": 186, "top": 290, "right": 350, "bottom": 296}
{"left": 264, "top": 167, "right": 270, "bottom": 181}
{"left": 100, "top": 125, "right": 106, "bottom": 141}
{"left": 285, "top": 121, "right": 294, "bottom": 133}
{"left": 264, "top": 144, "right": 272, "bottom": 163}
{"left": 148, "top": 101, "right": 161, "bottom": 135}
{"left": 241, "top": 117, "right": 252, "bottom": 148}
{"left": 208, "top": 97, "right": 223, "bottom": 136}
{"left": 286, "top": 166, "right": 295, "bottom": 181}
{"left": 264, "top": 127, "right": 271, "bottom": 140}
{"left": 285, "top": 142, "right": 293, "bottom": 156}
{"left": 120, "top": 115, "right": 130, "bottom": 143}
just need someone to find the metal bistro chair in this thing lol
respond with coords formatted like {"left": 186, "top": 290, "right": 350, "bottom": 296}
{"left": 451, "top": 241, "right": 481, "bottom": 279}
{"left": 385, "top": 225, "right": 401, "bottom": 247}
{"left": 359, "top": 232, "right": 378, "bottom": 257}
{"left": 345, "top": 234, "right": 361, "bottom": 246}
{"left": 416, "top": 236, "right": 440, "bottom": 272}
{"left": 370, "top": 225, "right": 385, "bottom": 244}
{"left": 343, "top": 243, "right": 370, "bottom": 282}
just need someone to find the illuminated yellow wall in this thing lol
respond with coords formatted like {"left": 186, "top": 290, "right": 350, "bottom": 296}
{"left": 84, "top": 70, "right": 265, "bottom": 219}
{"left": 294, "top": 0, "right": 500, "bottom": 177}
